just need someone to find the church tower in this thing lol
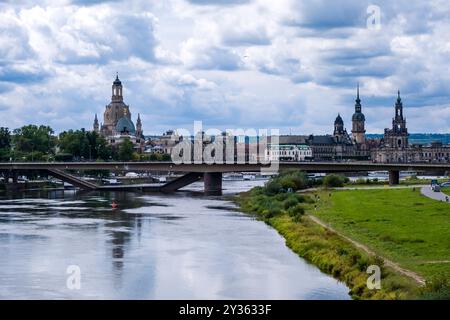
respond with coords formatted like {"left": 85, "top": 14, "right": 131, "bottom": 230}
{"left": 136, "top": 113, "right": 143, "bottom": 138}
{"left": 390, "top": 90, "right": 408, "bottom": 147}
{"left": 351, "top": 84, "right": 366, "bottom": 144}
{"left": 112, "top": 74, "right": 123, "bottom": 102}
{"left": 382, "top": 90, "right": 409, "bottom": 149}
{"left": 93, "top": 114, "right": 99, "bottom": 133}
{"left": 100, "top": 74, "right": 133, "bottom": 136}
{"left": 333, "top": 113, "right": 345, "bottom": 142}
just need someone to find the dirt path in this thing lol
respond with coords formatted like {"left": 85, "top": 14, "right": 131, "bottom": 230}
{"left": 307, "top": 214, "right": 426, "bottom": 286}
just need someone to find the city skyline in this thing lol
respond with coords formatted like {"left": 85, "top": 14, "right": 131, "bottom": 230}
{"left": 1, "top": 1, "right": 450, "bottom": 134}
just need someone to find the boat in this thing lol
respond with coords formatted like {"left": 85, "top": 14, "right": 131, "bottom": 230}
{"left": 103, "top": 178, "right": 122, "bottom": 185}
{"left": 400, "top": 171, "right": 417, "bottom": 178}
{"left": 368, "top": 171, "right": 389, "bottom": 178}
{"left": 223, "top": 173, "right": 243, "bottom": 181}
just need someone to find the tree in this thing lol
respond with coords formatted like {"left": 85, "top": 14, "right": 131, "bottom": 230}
{"left": 12, "top": 125, "right": 55, "bottom": 161}
{"left": 58, "top": 129, "right": 111, "bottom": 161}
{"left": 118, "top": 138, "right": 134, "bottom": 161}
{"left": 58, "top": 129, "right": 88, "bottom": 160}
{"left": 0, "top": 127, "right": 11, "bottom": 160}
{"left": 323, "top": 174, "right": 346, "bottom": 188}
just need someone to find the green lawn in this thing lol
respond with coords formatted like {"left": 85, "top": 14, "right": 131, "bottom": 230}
{"left": 442, "top": 187, "right": 450, "bottom": 196}
{"left": 309, "top": 188, "right": 450, "bottom": 281}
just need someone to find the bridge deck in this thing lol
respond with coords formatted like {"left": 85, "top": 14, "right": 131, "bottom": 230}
{"left": 1, "top": 161, "right": 450, "bottom": 173}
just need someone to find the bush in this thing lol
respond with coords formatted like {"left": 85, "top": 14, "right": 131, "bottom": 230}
{"left": 55, "top": 153, "right": 73, "bottom": 162}
{"left": 355, "top": 178, "right": 366, "bottom": 185}
{"left": 323, "top": 174, "right": 346, "bottom": 188}
{"left": 266, "top": 170, "right": 309, "bottom": 193}
{"left": 287, "top": 204, "right": 305, "bottom": 222}
{"left": 283, "top": 197, "right": 299, "bottom": 210}
{"left": 265, "top": 180, "right": 282, "bottom": 195}
{"left": 421, "top": 275, "right": 450, "bottom": 300}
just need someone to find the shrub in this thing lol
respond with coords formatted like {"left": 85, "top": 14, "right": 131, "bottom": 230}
{"left": 323, "top": 174, "right": 346, "bottom": 188}
{"left": 287, "top": 204, "right": 305, "bottom": 221}
{"left": 421, "top": 275, "right": 450, "bottom": 300}
{"left": 265, "top": 180, "right": 282, "bottom": 195}
{"left": 283, "top": 197, "right": 299, "bottom": 210}
{"left": 355, "top": 178, "right": 366, "bottom": 185}
{"left": 268, "top": 170, "right": 309, "bottom": 192}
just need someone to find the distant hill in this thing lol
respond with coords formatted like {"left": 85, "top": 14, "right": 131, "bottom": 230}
{"left": 367, "top": 133, "right": 450, "bottom": 145}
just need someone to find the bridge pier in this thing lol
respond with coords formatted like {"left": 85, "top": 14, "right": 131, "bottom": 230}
{"left": 389, "top": 170, "right": 400, "bottom": 185}
{"left": 204, "top": 172, "right": 222, "bottom": 195}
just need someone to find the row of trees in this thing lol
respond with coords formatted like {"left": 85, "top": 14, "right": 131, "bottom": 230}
{"left": 0, "top": 125, "right": 168, "bottom": 162}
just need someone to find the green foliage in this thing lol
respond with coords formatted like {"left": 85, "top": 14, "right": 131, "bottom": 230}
{"left": 287, "top": 204, "right": 305, "bottom": 222}
{"left": 0, "top": 127, "right": 11, "bottom": 161}
{"left": 58, "top": 129, "right": 111, "bottom": 161}
{"left": 0, "top": 127, "right": 11, "bottom": 149}
{"left": 264, "top": 170, "right": 309, "bottom": 195}
{"left": 54, "top": 153, "right": 74, "bottom": 162}
{"left": 12, "top": 125, "right": 55, "bottom": 160}
{"left": 118, "top": 138, "right": 135, "bottom": 161}
{"left": 265, "top": 179, "right": 282, "bottom": 195}
{"left": 323, "top": 174, "right": 346, "bottom": 188}
{"left": 420, "top": 275, "right": 450, "bottom": 300}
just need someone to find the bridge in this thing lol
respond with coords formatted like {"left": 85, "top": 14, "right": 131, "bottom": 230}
{"left": 1, "top": 161, "right": 449, "bottom": 193}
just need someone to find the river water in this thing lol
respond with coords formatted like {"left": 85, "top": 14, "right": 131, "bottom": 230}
{"left": 0, "top": 180, "right": 350, "bottom": 299}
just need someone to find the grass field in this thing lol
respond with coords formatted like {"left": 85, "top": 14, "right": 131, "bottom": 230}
{"left": 308, "top": 188, "right": 450, "bottom": 281}
{"left": 442, "top": 187, "right": 450, "bottom": 196}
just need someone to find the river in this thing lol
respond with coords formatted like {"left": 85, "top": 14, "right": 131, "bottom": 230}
{"left": 0, "top": 180, "right": 350, "bottom": 299}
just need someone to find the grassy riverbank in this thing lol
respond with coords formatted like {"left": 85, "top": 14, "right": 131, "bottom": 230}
{"left": 235, "top": 172, "right": 450, "bottom": 299}
{"left": 310, "top": 188, "right": 450, "bottom": 278}
{"left": 442, "top": 187, "right": 450, "bottom": 196}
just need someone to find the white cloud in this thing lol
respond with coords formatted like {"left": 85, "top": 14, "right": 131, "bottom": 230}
{"left": 0, "top": 0, "right": 450, "bottom": 134}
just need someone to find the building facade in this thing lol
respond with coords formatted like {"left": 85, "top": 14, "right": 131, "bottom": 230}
{"left": 93, "top": 75, "right": 144, "bottom": 152}
{"left": 373, "top": 91, "right": 450, "bottom": 163}
{"left": 266, "top": 144, "right": 312, "bottom": 161}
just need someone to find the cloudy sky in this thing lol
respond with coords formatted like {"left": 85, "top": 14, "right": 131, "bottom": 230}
{"left": 1, "top": 0, "right": 450, "bottom": 135}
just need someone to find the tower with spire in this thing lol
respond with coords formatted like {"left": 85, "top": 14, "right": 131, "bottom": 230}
{"left": 351, "top": 84, "right": 366, "bottom": 144}
{"left": 383, "top": 90, "right": 409, "bottom": 151}
{"left": 93, "top": 114, "right": 99, "bottom": 133}
{"left": 136, "top": 113, "right": 143, "bottom": 139}
{"left": 93, "top": 74, "right": 145, "bottom": 152}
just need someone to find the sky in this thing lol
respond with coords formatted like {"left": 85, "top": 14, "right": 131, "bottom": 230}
{"left": 1, "top": 0, "right": 450, "bottom": 135}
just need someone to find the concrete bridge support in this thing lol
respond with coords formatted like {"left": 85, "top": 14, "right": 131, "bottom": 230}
{"left": 389, "top": 170, "right": 400, "bottom": 185}
{"left": 159, "top": 172, "right": 203, "bottom": 192}
{"left": 204, "top": 172, "right": 222, "bottom": 194}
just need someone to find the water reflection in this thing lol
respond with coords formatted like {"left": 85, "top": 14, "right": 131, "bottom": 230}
{"left": 0, "top": 182, "right": 350, "bottom": 299}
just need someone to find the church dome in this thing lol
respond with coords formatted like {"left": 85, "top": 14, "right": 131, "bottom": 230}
{"left": 116, "top": 117, "right": 135, "bottom": 134}
{"left": 352, "top": 112, "right": 365, "bottom": 121}
{"left": 334, "top": 114, "right": 344, "bottom": 125}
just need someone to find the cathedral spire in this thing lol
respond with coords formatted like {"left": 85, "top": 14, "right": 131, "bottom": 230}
{"left": 352, "top": 83, "right": 365, "bottom": 144}
{"left": 136, "top": 113, "right": 143, "bottom": 138}
{"left": 93, "top": 113, "right": 99, "bottom": 133}
{"left": 355, "top": 83, "right": 361, "bottom": 112}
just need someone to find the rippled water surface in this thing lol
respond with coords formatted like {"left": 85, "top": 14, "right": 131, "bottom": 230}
{"left": 0, "top": 181, "right": 350, "bottom": 299}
